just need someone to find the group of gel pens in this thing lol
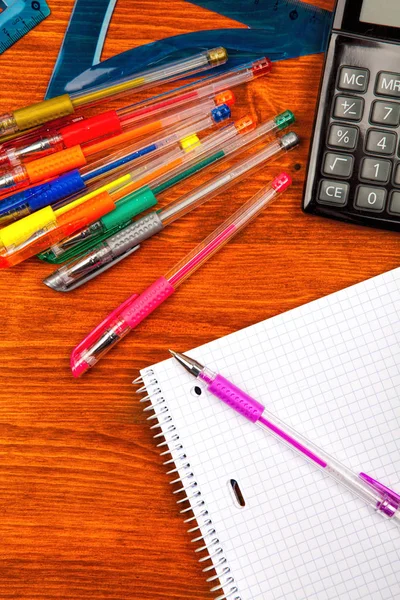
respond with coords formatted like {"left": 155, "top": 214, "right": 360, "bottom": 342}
{"left": 0, "top": 48, "right": 299, "bottom": 376}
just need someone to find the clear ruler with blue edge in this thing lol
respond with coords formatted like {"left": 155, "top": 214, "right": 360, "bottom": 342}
{"left": 0, "top": 0, "right": 50, "bottom": 55}
{"left": 46, "top": 0, "right": 332, "bottom": 99}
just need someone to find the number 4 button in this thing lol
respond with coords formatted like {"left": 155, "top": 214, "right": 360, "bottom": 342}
{"left": 366, "top": 129, "right": 397, "bottom": 155}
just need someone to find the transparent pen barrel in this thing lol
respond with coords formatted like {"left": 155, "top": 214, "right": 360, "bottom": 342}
{"left": 166, "top": 184, "right": 279, "bottom": 287}
{"left": 257, "top": 412, "right": 386, "bottom": 511}
{"left": 160, "top": 139, "right": 284, "bottom": 226}
{"left": 116, "top": 59, "right": 254, "bottom": 119}
{"left": 70, "top": 49, "right": 226, "bottom": 108}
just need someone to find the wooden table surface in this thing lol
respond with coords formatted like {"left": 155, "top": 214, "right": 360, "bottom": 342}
{"left": 0, "top": 0, "right": 398, "bottom": 598}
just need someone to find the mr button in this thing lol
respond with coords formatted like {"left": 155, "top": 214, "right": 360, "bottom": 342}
{"left": 318, "top": 180, "right": 349, "bottom": 206}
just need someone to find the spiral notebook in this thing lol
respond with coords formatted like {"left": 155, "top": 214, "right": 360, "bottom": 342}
{"left": 138, "top": 268, "right": 400, "bottom": 600}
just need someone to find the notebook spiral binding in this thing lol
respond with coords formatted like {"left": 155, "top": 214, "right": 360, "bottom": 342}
{"left": 135, "top": 368, "right": 242, "bottom": 600}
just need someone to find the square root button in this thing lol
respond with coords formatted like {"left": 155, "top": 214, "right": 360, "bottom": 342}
{"left": 323, "top": 153, "right": 354, "bottom": 177}
{"left": 318, "top": 180, "right": 349, "bottom": 206}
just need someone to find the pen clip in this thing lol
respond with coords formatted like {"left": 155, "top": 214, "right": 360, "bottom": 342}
{"left": 359, "top": 472, "right": 400, "bottom": 509}
{"left": 63, "top": 244, "right": 141, "bottom": 292}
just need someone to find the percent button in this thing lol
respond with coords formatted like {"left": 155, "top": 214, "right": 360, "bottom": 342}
{"left": 328, "top": 124, "right": 358, "bottom": 150}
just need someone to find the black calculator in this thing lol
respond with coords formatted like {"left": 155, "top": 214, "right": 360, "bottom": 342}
{"left": 303, "top": 0, "right": 400, "bottom": 231}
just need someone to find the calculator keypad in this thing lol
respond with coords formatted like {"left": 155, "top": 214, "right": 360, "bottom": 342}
{"left": 304, "top": 34, "right": 400, "bottom": 230}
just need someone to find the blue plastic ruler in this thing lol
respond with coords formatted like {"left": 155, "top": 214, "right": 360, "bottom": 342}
{"left": 46, "top": 0, "right": 332, "bottom": 99}
{"left": 0, "top": 0, "right": 50, "bottom": 55}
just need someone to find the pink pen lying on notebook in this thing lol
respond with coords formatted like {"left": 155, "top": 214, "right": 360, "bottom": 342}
{"left": 70, "top": 172, "right": 292, "bottom": 377}
{"left": 164, "top": 350, "right": 400, "bottom": 528}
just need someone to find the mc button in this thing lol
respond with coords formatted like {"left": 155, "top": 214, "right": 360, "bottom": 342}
{"left": 318, "top": 180, "right": 349, "bottom": 206}
{"left": 338, "top": 67, "right": 369, "bottom": 93}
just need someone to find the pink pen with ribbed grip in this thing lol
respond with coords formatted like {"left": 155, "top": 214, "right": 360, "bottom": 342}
{"left": 167, "top": 350, "right": 400, "bottom": 528}
{"left": 70, "top": 173, "right": 292, "bottom": 377}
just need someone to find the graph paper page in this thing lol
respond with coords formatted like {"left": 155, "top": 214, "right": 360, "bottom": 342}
{"left": 141, "top": 268, "right": 400, "bottom": 600}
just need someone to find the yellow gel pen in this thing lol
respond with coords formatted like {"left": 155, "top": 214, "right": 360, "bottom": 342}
{"left": 0, "top": 48, "right": 227, "bottom": 138}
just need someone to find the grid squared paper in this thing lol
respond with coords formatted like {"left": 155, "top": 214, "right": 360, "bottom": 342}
{"left": 140, "top": 268, "right": 400, "bottom": 600}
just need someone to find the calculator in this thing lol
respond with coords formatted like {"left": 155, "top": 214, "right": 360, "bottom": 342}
{"left": 303, "top": 0, "right": 400, "bottom": 231}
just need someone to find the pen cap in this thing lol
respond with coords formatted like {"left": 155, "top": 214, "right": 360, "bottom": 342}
{"left": 101, "top": 187, "right": 157, "bottom": 231}
{"left": 235, "top": 115, "right": 257, "bottom": 134}
{"left": 207, "top": 47, "right": 228, "bottom": 66}
{"left": 59, "top": 111, "right": 122, "bottom": 148}
{"left": 25, "top": 146, "right": 87, "bottom": 184}
{"left": 271, "top": 172, "right": 292, "bottom": 193}
{"left": 251, "top": 58, "right": 272, "bottom": 77}
{"left": 215, "top": 90, "right": 235, "bottom": 107}
{"left": 211, "top": 104, "right": 231, "bottom": 123}
{"left": 274, "top": 110, "right": 295, "bottom": 130}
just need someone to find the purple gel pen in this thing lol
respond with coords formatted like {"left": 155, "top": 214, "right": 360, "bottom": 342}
{"left": 169, "top": 350, "right": 400, "bottom": 527}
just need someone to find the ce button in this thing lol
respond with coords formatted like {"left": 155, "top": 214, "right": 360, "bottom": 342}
{"left": 318, "top": 180, "right": 350, "bottom": 206}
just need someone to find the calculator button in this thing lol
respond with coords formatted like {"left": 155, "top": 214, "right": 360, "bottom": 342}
{"left": 360, "top": 158, "right": 391, "bottom": 183}
{"left": 366, "top": 129, "right": 397, "bottom": 155}
{"left": 355, "top": 186, "right": 387, "bottom": 212}
{"left": 394, "top": 164, "right": 400, "bottom": 186}
{"left": 338, "top": 67, "right": 369, "bottom": 93}
{"left": 328, "top": 124, "right": 358, "bottom": 150}
{"left": 318, "top": 180, "right": 349, "bottom": 206}
{"left": 376, "top": 72, "right": 400, "bottom": 98}
{"left": 371, "top": 101, "right": 400, "bottom": 127}
{"left": 389, "top": 192, "right": 400, "bottom": 215}
{"left": 323, "top": 153, "right": 354, "bottom": 178}
{"left": 333, "top": 96, "right": 364, "bottom": 121}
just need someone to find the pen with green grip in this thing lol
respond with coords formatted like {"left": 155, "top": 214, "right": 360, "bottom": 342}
{"left": 44, "top": 131, "right": 299, "bottom": 292}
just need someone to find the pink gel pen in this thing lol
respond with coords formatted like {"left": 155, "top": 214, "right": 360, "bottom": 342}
{"left": 164, "top": 351, "right": 400, "bottom": 528}
{"left": 70, "top": 173, "right": 292, "bottom": 377}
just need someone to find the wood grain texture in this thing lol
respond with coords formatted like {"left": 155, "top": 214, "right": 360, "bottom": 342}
{"left": 0, "top": 1, "right": 398, "bottom": 598}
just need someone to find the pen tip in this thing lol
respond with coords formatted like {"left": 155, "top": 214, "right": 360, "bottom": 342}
{"left": 169, "top": 349, "right": 177, "bottom": 357}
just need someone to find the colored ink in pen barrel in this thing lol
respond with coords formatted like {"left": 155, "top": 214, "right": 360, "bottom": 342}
{"left": 0, "top": 113, "right": 248, "bottom": 266}
{"left": 40, "top": 111, "right": 293, "bottom": 272}
{"left": 0, "top": 105, "right": 232, "bottom": 226}
{"left": 0, "top": 48, "right": 228, "bottom": 138}
{"left": 45, "top": 133, "right": 299, "bottom": 293}
{"left": 0, "top": 97, "right": 229, "bottom": 196}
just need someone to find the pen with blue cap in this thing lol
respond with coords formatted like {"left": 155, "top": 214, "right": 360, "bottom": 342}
{"left": 0, "top": 101, "right": 231, "bottom": 225}
{"left": 161, "top": 350, "right": 400, "bottom": 528}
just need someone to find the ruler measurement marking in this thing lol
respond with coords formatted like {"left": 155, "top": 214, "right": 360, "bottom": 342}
{"left": 0, "top": 0, "right": 50, "bottom": 54}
